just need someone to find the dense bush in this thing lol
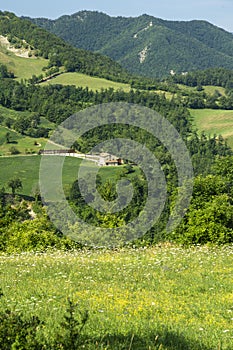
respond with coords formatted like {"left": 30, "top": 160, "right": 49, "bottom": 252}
{"left": 0, "top": 293, "right": 89, "bottom": 349}
{"left": 171, "top": 172, "right": 233, "bottom": 245}
{"left": 0, "top": 201, "right": 79, "bottom": 253}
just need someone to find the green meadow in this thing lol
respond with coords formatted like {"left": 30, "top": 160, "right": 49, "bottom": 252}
{"left": 203, "top": 85, "right": 226, "bottom": 96}
{"left": 0, "top": 155, "right": 127, "bottom": 197}
{"left": 0, "top": 246, "right": 232, "bottom": 349}
{"left": 0, "top": 105, "right": 56, "bottom": 155}
{"left": 41, "top": 72, "right": 131, "bottom": 91}
{"left": 189, "top": 108, "right": 233, "bottom": 148}
{"left": 178, "top": 84, "right": 226, "bottom": 96}
{"left": 0, "top": 49, "right": 47, "bottom": 80}
{"left": 0, "top": 125, "right": 47, "bottom": 156}
{"left": 0, "top": 156, "right": 83, "bottom": 197}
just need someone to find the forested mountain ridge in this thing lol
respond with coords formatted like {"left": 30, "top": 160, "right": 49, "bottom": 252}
{"left": 26, "top": 11, "right": 233, "bottom": 78}
{"left": 0, "top": 11, "right": 130, "bottom": 82}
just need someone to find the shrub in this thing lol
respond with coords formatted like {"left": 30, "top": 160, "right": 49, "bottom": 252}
{"left": 9, "top": 146, "right": 20, "bottom": 155}
{"left": 0, "top": 292, "right": 88, "bottom": 349}
{"left": 0, "top": 309, "right": 43, "bottom": 349}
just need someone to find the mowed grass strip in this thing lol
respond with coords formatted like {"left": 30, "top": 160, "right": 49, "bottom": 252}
{"left": 41, "top": 72, "right": 131, "bottom": 91}
{"left": 189, "top": 108, "right": 233, "bottom": 148}
{"left": 0, "top": 246, "right": 232, "bottom": 349}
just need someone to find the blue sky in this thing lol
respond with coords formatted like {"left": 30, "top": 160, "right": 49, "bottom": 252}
{"left": 2, "top": 0, "right": 233, "bottom": 32}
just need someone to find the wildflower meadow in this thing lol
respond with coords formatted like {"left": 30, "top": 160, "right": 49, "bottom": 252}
{"left": 0, "top": 245, "right": 232, "bottom": 349}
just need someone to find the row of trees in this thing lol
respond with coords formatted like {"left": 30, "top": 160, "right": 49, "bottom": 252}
{"left": 3, "top": 112, "right": 50, "bottom": 137}
{"left": 0, "top": 78, "right": 193, "bottom": 132}
{"left": 172, "top": 68, "right": 233, "bottom": 89}
{"left": 175, "top": 89, "right": 233, "bottom": 110}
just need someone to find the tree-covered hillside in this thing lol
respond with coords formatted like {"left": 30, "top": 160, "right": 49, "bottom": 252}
{"left": 0, "top": 11, "right": 130, "bottom": 82}
{"left": 27, "top": 11, "right": 233, "bottom": 78}
{"left": 0, "top": 12, "right": 233, "bottom": 248}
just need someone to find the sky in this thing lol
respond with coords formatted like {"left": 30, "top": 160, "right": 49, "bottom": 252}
{"left": 1, "top": 0, "right": 233, "bottom": 32}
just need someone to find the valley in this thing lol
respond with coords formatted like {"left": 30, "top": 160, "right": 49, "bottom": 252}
{"left": 0, "top": 9, "right": 232, "bottom": 350}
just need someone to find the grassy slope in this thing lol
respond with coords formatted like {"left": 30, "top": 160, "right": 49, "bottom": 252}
{"left": 0, "top": 105, "right": 31, "bottom": 120}
{"left": 0, "top": 49, "right": 131, "bottom": 90}
{"left": 203, "top": 85, "right": 226, "bottom": 96}
{"left": 0, "top": 43, "right": 130, "bottom": 90}
{"left": 0, "top": 105, "right": 56, "bottom": 155}
{"left": 0, "top": 104, "right": 56, "bottom": 130}
{"left": 0, "top": 156, "right": 83, "bottom": 196}
{"left": 0, "top": 49, "right": 47, "bottom": 80}
{"left": 189, "top": 108, "right": 233, "bottom": 148}
{"left": 41, "top": 72, "right": 131, "bottom": 91}
{"left": 0, "top": 247, "right": 232, "bottom": 349}
{"left": 0, "top": 126, "right": 47, "bottom": 155}
{"left": 178, "top": 84, "right": 226, "bottom": 96}
{"left": 0, "top": 156, "right": 42, "bottom": 195}
{"left": 0, "top": 155, "right": 126, "bottom": 197}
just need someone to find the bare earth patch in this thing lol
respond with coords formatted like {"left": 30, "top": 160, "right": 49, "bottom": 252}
{"left": 0, "top": 35, "right": 34, "bottom": 58}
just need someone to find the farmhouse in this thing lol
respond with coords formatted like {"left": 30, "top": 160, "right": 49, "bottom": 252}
{"left": 105, "top": 159, "right": 123, "bottom": 166}
{"left": 98, "top": 152, "right": 124, "bottom": 166}
{"left": 38, "top": 149, "right": 124, "bottom": 166}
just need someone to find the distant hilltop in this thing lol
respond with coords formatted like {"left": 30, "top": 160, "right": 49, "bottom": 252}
{"left": 26, "top": 11, "right": 233, "bottom": 78}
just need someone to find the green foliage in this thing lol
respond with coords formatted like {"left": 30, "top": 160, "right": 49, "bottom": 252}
{"left": 211, "top": 155, "right": 233, "bottom": 181}
{"left": 172, "top": 175, "right": 233, "bottom": 245}
{"left": 0, "top": 213, "right": 78, "bottom": 253}
{"left": 9, "top": 146, "right": 20, "bottom": 155}
{"left": 122, "top": 164, "right": 135, "bottom": 175}
{"left": 0, "top": 293, "right": 88, "bottom": 349}
{"left": 0, "top": 11, "right": 130, "bottom": 82}
{"left": 58, "top": 298, "right": 89, "bottom": 349}
{"left": 29, "top": 11, "right": 233, "bottom": 77}
{"left": 187, "top": 132, "right": 231, "bottom": 176}
{"left": 0, "top": 63, "right": 14, "bottom": 78}
{"left": 0, "top": 78, "right": 195, "bottom": 130}
{"left": 5, "top": 131, "right": 10, "bottom": 143}
{"left": 172, "top": 67, "right": 233, "bottom": 89}
{"left": 0, "top": 309, "right": 43, "bottom": 349}
{"left": 7, "top": 177, "right": 22, "bottom": 195}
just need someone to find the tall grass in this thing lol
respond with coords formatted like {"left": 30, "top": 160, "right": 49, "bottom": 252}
{"left": 0, "top": 246, "right": 232, "bottom": 349}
